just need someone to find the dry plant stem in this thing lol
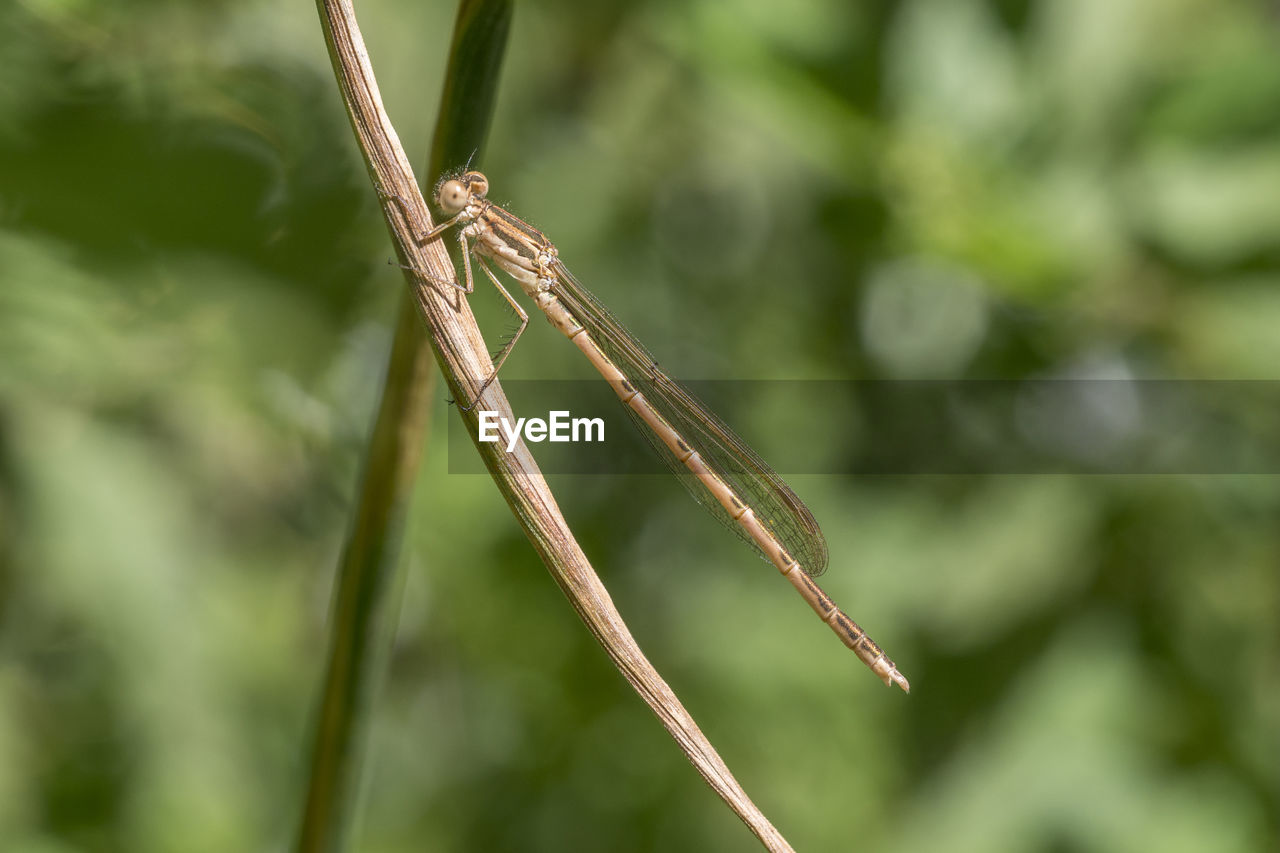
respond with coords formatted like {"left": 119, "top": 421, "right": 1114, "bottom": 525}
{"left": 314, "top": 1, "right": 794, "bottom": 850}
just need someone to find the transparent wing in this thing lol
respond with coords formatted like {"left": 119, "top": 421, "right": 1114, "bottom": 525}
{"left": 547, "top": 258, "right": 829, "bottom": 576}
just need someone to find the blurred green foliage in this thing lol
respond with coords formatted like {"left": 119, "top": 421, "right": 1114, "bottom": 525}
{"left": 1, "top": 0, "right": 1277, "bottom": 851}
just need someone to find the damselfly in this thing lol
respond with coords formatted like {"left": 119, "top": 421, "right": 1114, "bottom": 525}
{"left": 419, "top": 170, "right": 908, "bottom": 692}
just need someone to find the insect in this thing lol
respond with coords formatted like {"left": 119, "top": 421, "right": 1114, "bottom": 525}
{"left": 418, "top": 171, "right": 908, "bottom": 691}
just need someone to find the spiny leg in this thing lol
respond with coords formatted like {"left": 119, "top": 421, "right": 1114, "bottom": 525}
{"left": 418, "top": 211, "right": 467, "bottom": 244}
{"left": 458, "top": 253, "right": 529, "bottom": 412}
{"left": 377, "top": 199, "right": 529, "bottom": 410}
{"left": 387, "top": 227, "right": 476, "bottom": 297}
{"left": 373, "top": 186, "right": 463, "bottom": 247}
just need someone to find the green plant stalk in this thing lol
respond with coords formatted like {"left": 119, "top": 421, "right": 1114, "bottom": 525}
{"left": 294, "top": 301, "right": 434, "bottom": 853}
{"left": 294, "top": 2, "right": 512, "bottom": 852}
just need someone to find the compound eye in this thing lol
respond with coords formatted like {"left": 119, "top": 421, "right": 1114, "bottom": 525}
{"left": 464, "top": 171, "right": 489, "bottom": 198}
{"left": 438, "top": 179, "right": 468, "bottom": 213}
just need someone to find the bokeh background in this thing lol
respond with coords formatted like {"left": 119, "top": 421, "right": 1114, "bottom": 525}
{"left": 2, "top": 0, "right": 1278, "bottom": 851}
